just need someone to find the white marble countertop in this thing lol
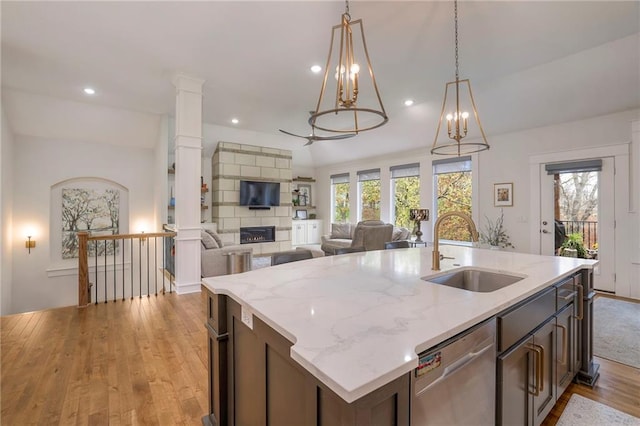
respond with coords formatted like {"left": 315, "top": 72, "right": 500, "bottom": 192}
{"left": 201, "top": 246, "right": 597, "bottom": 403}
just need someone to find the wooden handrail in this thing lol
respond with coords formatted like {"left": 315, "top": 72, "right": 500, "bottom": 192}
{"left": 87, "top": 231, "right": 176, "bottom": 241}
{"left": 78, "top": 231, "right": 177, "bottom": 307}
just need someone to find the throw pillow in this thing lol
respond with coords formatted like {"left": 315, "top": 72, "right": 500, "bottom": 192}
{"left": 205, "top": 229, "right": 224, "bottom": 248}
{"left": 201, "top": 230, "right": 219, "bottom": 249}
{"left": 331, "top": 223, "right": 352, "bottom": 239}
{"left": 392, "top": 227, "right": 411, "bottom": 241}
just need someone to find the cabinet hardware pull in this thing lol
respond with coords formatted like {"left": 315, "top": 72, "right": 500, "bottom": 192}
{"left": 558, "top": 290, "right": 577, "bottom": 301}
{"left": 535, "top": 343, "right": 545, "bottom": 394}
{"left": 526, "top": 344, "right": 542, "bottom": 397}
{"left": 574, "top": 283, "right": 584, "bottom": 320}
{"left": 555, "top": 323, "right": 568, "bottom": 365}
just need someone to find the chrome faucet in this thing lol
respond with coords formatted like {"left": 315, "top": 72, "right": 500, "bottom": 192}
{"left": 432, "top": 211, "right": 479, "bottom": 271}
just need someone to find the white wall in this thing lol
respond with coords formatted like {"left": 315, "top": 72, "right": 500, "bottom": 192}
{"left": 11, "top": 136, "right": 156, "bottom": 314}
{"left": 1, "top": 106, "right": 15, "bottom": 315}
{"left": 154, "top": 115, "right": 170, "bottom": 229}
{"left": 316, "top": 109, "right": 640, "bottom": 297}
{"left": 477, "top": 109, "right": 639, "bottom": 252}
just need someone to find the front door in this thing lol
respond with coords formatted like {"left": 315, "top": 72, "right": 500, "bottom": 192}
{"left": 539, "top": 157, "right": 615, "bottom": 292}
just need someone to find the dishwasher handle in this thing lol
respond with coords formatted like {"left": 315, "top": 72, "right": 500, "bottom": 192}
{"left": 415, "top": 340, "right": 494, "bottom": 397}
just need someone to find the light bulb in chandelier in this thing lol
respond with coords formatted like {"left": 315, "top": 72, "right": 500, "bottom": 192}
{"left": 334, "top": 63, "right": 359, "bottom": 81}
{"left": 446, "top": 111, "right": 469, "bottom": 139}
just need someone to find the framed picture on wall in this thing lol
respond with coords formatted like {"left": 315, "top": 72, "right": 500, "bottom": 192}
{"left": 297, "top": 184, "right": 311, "bottom": 207}
{"left": 494, "top": 183, "right": 513, "bottom": 207}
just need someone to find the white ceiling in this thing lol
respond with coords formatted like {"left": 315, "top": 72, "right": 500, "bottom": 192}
{"left": 2, "top": 1, "right": 639, "bottom": 168}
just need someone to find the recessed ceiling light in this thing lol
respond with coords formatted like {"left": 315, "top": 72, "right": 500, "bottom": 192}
{"left": 231, "top": 118, "right": 239, "bottom": 124}
{"left": 404, "top": 99, "right": 414, "bottom": 106}
{"left": 310, "top": 65, "right": 322, "bottom": 73}
{"left": 83, "top": 87, "right": 96, "bottom": 95}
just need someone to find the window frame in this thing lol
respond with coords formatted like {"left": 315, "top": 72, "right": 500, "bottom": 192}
{"left": 330, "top": 173, "right": 350, "bottom": 223}
{"left": 389, "top": 163, "right": 420, "bottom": 228}
{"left": 357, "top": 168, "right": 381, "bottom": 221}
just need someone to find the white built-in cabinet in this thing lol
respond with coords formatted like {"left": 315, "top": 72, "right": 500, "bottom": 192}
{"left": 292, "top": 220, "right": 323, "bottom": 246}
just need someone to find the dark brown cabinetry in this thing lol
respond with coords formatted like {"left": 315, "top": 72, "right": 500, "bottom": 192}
{"left": 497, "top": 272, "right": 590, "bottom": 426}
{"left": 204, "top": 289, "right": 410, "bottom": 426}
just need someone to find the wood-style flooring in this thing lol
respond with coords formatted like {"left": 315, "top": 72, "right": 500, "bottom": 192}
{"left": 1, "top": 292, "right": 208, "bottom": 425}
{"left": 2, "top": 291, "right": 639, "bottom": 425}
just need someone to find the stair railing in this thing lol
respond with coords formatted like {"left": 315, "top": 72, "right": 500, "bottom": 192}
{"left": 77, "top": 231, "right": 176, "bottom": 307}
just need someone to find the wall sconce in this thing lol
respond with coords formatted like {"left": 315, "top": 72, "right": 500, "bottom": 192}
{"left": 25, "top": 236, "right": 36, "bottom": 254}
{"left": 409, "top": 208, "right": 430, "bottom": 243}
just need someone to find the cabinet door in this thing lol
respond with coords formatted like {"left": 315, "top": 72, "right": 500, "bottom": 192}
{"left": 497, "top": 336, "right": 534, "bottom": 426}
{"left": 532, "top": 319, "right": 556, "bottom": 426}
{"left": 292, "top": 222, "right": 307, "bottom": 245}
{"left": 306, "top": 220, "right": 322, "bottom": 244}
{"left": 556, "top": 303, "right": 575, "bottom": 396}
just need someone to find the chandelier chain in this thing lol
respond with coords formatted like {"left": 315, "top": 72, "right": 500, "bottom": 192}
{"left": 454, "top": 0, "right": 459, "bottom": 81}
{"left": 344, "top": 0, "right": 351, "bottom": 21}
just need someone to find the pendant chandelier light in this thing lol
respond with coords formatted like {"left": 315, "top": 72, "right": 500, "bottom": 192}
{"left": 309, "top": 0, "right": 388, "bottom": 134}
{"left": 431, "top": 0, "right": 490, "bottom": 156}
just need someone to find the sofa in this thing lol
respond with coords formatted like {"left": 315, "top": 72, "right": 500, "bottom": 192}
{"left": 320, "top": 220, "right": 411, "bottom": 255}
{"left": 201, "top": 229, "right": 253, "bottom": 277}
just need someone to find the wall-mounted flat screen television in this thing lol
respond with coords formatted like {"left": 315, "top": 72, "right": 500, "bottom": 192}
{"left": 239, "top": 180, "right": 280, "bottom": 208}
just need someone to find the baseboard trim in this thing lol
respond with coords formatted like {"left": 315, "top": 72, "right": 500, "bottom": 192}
{"left": 174, "top": 282, "right": 202, "bottom": 294}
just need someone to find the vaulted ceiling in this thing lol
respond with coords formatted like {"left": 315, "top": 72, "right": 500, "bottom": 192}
{"left": 2, "top": 1, "right": 639, "bottom": 167}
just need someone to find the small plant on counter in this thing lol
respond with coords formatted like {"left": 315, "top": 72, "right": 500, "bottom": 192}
{"left": 480, "top": 209, "right": 514, "bottom": 249}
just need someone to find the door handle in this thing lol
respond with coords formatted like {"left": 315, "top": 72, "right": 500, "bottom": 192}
{"left": 526, "top": 343, "right": 544, "bottom": 396}
{"left": 554, "top": 323, "right": 568, "bottom": 366}
{"left": 541, "top": 229, "right": 550, "bottom": 234}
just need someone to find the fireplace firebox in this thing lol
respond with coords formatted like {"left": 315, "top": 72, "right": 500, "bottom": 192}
{"left": 240, "top": 226, "right": 276, "bottom": 244}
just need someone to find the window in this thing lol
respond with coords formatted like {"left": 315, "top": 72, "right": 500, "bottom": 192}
{"left": 433, "top": 156, "right": 472, "bottom": 241}
{"left": 357, "top": 169, "right": 381, "bottom": 221}
{"left": 331, "top": 173, "right": 350, "bottom": 223}
{"left": 390, "top": 163, "right": 420, "bottom": 228}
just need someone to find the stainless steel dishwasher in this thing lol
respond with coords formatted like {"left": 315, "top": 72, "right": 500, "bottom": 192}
{"left": 411, "top": 318, "right": 496, "bottom": 425}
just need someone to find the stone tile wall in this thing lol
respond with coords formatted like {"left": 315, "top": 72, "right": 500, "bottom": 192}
{"left": 211, "top": 142, "right": 292, "bottom": 255}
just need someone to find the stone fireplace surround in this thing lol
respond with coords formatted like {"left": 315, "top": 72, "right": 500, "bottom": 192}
{"left": 211, "top": 142, "right": 293, "bottom": 256}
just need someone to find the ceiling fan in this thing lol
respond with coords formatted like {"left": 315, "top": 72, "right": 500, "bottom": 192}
{"left": 279, "top": 112, "right": 357, "bottom": 146}
{"left": 278, "top": 128, "right": 356, "bottom": 146}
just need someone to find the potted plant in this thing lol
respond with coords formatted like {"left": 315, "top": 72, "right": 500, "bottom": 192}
{"left": 480, "top": 209, "right": 514, "bottom": 249}
{"left": 560, "top": 233, "right": 587, "bottom": 258}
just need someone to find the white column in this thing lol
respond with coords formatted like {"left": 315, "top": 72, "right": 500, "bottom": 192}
{"left": 173, "top": 74, "right": 204, "bottom": 294}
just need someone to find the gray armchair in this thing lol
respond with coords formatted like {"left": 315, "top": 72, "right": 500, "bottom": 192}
{"left": 323, "top": 220, "right": 393, "bottom": 255}
{"left": 201, "top": 229, "right": 252, "bottom": 277}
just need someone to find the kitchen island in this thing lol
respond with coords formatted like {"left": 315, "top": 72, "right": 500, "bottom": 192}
{"left": 201, "top": 246, "right": 598, "bottom": 425}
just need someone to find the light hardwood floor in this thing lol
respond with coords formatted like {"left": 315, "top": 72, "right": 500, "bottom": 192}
{"left": 2, "top": 292, "right": 638, "bottom": 425}
{"left": 1, "top": 292, "right": 208, "bottom": 425}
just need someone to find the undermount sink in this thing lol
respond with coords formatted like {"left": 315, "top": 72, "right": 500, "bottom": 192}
{"left": 422, "top": 268, "right": 525, "bottom": 293}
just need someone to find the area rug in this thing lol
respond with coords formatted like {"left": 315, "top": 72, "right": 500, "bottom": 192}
{"left": 593, "top": 297, "right": 640, "bottom": 368}
{"left": 557, "top": 394, "right": 640, "bottom": 426}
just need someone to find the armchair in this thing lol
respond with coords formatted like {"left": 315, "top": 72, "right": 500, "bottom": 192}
{"left": 322, "top": 220, "right": 393, "bottom": 255}
{"left": 201, "top": 229, "right": 252, "bottom": 277}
